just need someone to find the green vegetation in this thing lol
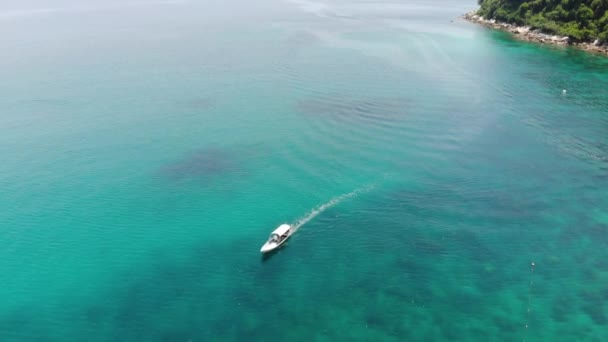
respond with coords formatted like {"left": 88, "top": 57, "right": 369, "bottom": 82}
{"left": 477, "top": 0, "right": 608, "bottom": 42}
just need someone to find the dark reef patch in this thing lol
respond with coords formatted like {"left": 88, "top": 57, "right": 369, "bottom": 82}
{"left": 158, "top": 147, "right": 238, "bottom": 182}
{"left": 157, "top": 143, "right": 267, "bottom": 184}
{"left": 100, "top": 240, "right": 260, "bottom": 341}
{"left": 295, "top": 95, "right": 411, "bottom": 124}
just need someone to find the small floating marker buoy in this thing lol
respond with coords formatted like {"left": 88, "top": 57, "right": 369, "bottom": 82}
{"left": 562, "top": 89, "right": 567, "bottom": 94}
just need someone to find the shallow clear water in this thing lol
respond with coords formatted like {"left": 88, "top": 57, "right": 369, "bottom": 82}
{"left": 1, "top": 0, "right": 608, "bottom": 340}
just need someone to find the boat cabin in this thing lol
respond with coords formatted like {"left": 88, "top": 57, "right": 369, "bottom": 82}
{"left": 260, "top": 224, "right": 292, "bottom": 253}
{"left": 268, "top": 233, "right": 282, "bottom": 243}
{"left": 268, "top": 224, "right": 291, "bottom": 242}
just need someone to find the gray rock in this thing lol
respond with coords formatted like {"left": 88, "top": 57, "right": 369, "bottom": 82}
{"left": 593, "top": 39, "right": 601, "bottom": 46}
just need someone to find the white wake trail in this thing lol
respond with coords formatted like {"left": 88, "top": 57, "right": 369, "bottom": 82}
{"left": 292, "top": 184, "right": 374, "bottom": 232}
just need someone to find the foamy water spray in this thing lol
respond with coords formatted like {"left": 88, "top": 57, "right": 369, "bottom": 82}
{"left": 292, "top": 184, "right": 374, "bottom": 232}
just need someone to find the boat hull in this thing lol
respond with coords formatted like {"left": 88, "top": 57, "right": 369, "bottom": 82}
{"left": 260, "top": 237, "right": 289, "bottom": 253}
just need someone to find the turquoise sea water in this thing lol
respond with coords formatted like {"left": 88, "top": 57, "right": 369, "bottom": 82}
{"left": 2, "top": 0, "right": 608, "bottom": 340}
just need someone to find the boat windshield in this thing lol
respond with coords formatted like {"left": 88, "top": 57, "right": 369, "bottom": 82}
{"left": 268, "top": 234, "right": 279, "bottom": 243}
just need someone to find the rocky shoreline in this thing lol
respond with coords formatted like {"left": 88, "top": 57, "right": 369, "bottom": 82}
{"left": 463, "top": 11, "right": 608, "bottom": 56}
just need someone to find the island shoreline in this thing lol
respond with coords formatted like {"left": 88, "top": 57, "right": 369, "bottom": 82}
{"left": 462, "top": 10, "right": 608, "bottom": 57}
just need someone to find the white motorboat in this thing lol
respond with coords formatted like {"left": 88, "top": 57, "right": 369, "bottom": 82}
{"left": 260, "top": 224, "right": 293, "bottom": 253}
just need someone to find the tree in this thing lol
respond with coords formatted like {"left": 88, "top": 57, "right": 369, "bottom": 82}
{"left": 477, "top": 0, "right": 607, "bottom": 42}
